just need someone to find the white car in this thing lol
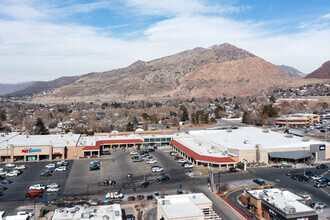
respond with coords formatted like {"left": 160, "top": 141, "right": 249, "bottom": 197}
{"left": 45, "top": 163, "right": 56, "bottom": 168}
{"left": 184, "top": 163, "right": 194, "bottom": 168}
{"left": 151, "top": 167, "right": 164, "bottom": 172}
{"left": 178, "top": 159, "right": 186, "bottom": 163}
{"left": 17, "top": 211, "right": 34, "bottom": 218}
{"left": 105, "top": 192, "right": 124, "bottom": 199}
{"left": 5, "top": 163, "right": 15, "bottom": 168}
{"left": 47, "top": 183, "right": 59, "bottom": 188}
{"left": 29, "top": 184, "right": 46, "bottom": 190}
{"left": 15, "top": 165, "right": 26, "bottom": 170}
{"left": 0, "top": 170, "right": 7, "bottom": 175}
{"left": 47, "top": 187, "right": 60, "bottom": 193}
{"left": 311, "top": 175, "right": 323, "bottom": 181}
{"left": 301, "top": 195, "right": 311, "bottom": 201}
{"left": 146, "top": 159, "right": 157, "bottom": 164}
{"left": 130, "top": 151, "right": 138, "bottom": 155}
{"left": 55, "top": 166, "right": 67, "bottom": 171}
{"left": 6, "top": 171, "right": 18, "bottom": 177}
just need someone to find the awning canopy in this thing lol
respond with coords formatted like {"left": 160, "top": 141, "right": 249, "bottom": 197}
{"left": 268, "top": 151, "right": 313, "bottom": 160}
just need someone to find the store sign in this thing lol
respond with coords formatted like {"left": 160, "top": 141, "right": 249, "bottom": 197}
{"left": 22, "top": 148, "right": 42, "bottom": 153}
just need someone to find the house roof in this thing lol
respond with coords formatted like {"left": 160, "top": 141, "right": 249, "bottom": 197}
{"left": 170, "top": 140, "right": 236, "bottom": 163}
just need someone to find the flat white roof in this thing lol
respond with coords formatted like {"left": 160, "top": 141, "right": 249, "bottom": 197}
{"left": 0, "top": 133, "right": 81, "bottom": 150}
{"left": 158, "top": 193, "right": 212, "bottom": 219}
{"left": 52, "top": 204, "right": 122, "bottom": 220}
{"left": 188, "top": 127, "right": 326, "bottom": 150}
{"left": 172, "top": 135, "right": 233, "bottom": 157}
{"left": 247, "top": 189, "right": 315, "bottom": 214}
{"left": 77, "top": 134, "right": 143, "bottom": 146}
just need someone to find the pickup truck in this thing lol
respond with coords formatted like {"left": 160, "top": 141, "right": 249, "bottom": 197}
{"left": 26, "top": 190, "right": 43, "bottom": 198}
{"left": 105, "top": 192, "right": 124, "bottom": 199}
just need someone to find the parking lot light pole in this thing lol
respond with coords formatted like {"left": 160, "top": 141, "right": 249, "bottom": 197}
{"left": 303, "top": 147, "right": 306, "bottom": 176}
{"left": 275, "top": 179, "right": 282, "bottom": 189}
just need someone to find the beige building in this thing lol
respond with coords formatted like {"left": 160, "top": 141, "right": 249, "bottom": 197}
{"left": 157, "top": 193, "right": 220, "bottom": 220}
{"left": 0, "top": 133, "right": 80, "bottom": 162}
{"left": 275, "top": 113, "right": 320, "bottom": 127}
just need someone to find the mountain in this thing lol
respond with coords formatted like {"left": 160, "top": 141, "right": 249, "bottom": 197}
{"left": 276, "top": 65, "right": 305, "bottom": 79}
{"left": 0, "top": 82, "right": 35, "bottom": 96}
{"left": 33, "top": 43, "right": 294, "bottom": 103}
{"left": 305, "top": 61, "right": 330, "bottom": 79}
{"left": 8, "top": 76, "right": 80, "bottom": 97}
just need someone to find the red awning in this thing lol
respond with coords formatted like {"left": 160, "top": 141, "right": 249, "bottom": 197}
{"left": 83, "top": 146, "right": 100, "bottom": 151}
{"left": 170, "top": 140, "right": 236, "bottom": 163}
{"left": 96, "top": 139, "right": 143, "bottom": 146}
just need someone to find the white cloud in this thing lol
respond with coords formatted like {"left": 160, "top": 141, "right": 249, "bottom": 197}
{"left": 322, "top": 13, "right": 330, "bottom": 19}
{"left": 0, "top": 0, "right": 329, "bottom": 83}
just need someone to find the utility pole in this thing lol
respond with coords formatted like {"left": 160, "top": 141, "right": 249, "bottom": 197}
{"left": 209, "top": 165, "right": 214, "bottom": 193}
{"left": 303, "top": 147, "right": 306, "bottom": 176}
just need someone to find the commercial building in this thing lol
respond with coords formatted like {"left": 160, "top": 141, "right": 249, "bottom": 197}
{"left": 242, "top": 188, "right": 318, "bottom": 220}
{"left": 170, "top": 134, "right": 237, "bottom": 169}
{"left": 275, "top": 114, "right": 320, "bottom": 127}
{"left": 0, "top": 133, "right": 80, "bottom": 162}
{"left": 157, "top": 193, "right": 220, "bottom": 220}
{"left": 186, "top": 127, "right": 328, "bottom": 164}
{"left": 52, "top": 204, "right": 122, "bottom": 220}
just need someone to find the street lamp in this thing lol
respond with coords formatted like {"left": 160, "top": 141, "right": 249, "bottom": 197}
{"left": 303, "top": 146, "right": 306, "bottom": 176}
{"left": 275, "top": 179, "right": 282, "bottom": 190}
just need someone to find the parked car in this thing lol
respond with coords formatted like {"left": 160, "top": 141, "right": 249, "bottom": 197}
{"left": 128, "top": 196, "right": 136, "bottom": 201}
{"left": 29, "top": 184, "right": 46, "bottom": 190}
{"left": 178, "top": 159, "right": 186, "bottom": 163}
{"left": 304, "top": 171, "right": 313, "bottom": 177}
{"left": 0, "top": 185, "right": 7, "bottom": 190}
{"left": 153, "top": 192, "right": 160, "bottom": 199}
{"left": 47, "top": 183, "right": 59, "bottom": 188}
{"left": 141, "top": 181, "right": 149, "bottom": 188}
{"left": 15, "top": 165, "right": 26, "bottom": 170}
{"left": 157, "top": 174, "right": 170, "bottom": 181}
{"left": 311, "top": 175, "right": 323, "bottom": 181}
{"left": 133, "top": 158, "right": 143, "bottom": 162}
{"left": 6, "top": 171, "right": 18, "bottom": 177}
{"left": 170, "top": 151, "right": 178, "bottom": 156}
{"left": 101, "top": 151, "right": 111, "bottom": 155}
{"left": 0, "top": 170, "right": 7, "bottom": 176}
{"left": 286, "top": 170, "right": 296, "bottom": 176}
{"left": 17, "top": 211, "right": 33, "bottom": 218}
{"left": 314, "top": 182, "right": 327, "bottom": 188}
{"left": 47, "top": 187, "right": 60, "bottom": 193}
{"left": 177, "top": 189, "right": 183, "bottom": 194}
{"left": 105, "top": 192, "right": 124, "bottom": 199}
{"left": 26, "top": 190, "right": 43, "bottom": 198}
{"left": 0, "top": 180, "right": 12, "bottom": 184}
{"left": 55, "top": 166, "right": 67, "bottom": 171}
{"left": 230, "top": 167, "right": 237, "bottom": 172}
{"left": 57, "top": 161, "right": 68, "bottom": 166}
{"left": 301, "top": 195, "right": 311, "bottom": 201}
{"left": 298, "top": 176, "right": 309, "bottom": 182}
{"left": 316, "top": 164, "right": 328, "bottom": 169}
{"left": 5, "top": 163, "right": 15, "bottom": 168}
{"left": 291, "top": 174, "right": 301, "bottom": 180}
{"left": 40, "top": 172, "right": 52, "bottom": 177}
{"left": 184, "top": 163, "right": 194, "bottom": 168}
{"left": 89, "top": 164, "right": 100, "bottom": 171}
{"left": 45, "top": 163, "right": 56, "bottom": 168}
{"left": 152, "top": 166, "right": 164, "bottom": 172}
{"left": 146, "top": 159, "right": 157, "bottom": 164}
{"left": 174, "top": 156, "right": 182, "bottom": 160}
{"left": 104, "top": 180, "right": 116, "bottom": 186}
{"left": 127, "top": 173, "right": 133, "bottom": 178}
{"left": 253, "top": 179, "right": 266, "bottom": 185}
{"left": 130, "top": 151, "right": 138, "bottom": 155}
{"left": 311, "top": 202, "right": 327, "bottom": 209}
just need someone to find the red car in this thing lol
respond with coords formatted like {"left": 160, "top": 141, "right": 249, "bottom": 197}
{"left": 26, "top": 190, "right": 43, "bottom": 198}
{"left": 174, "top": 156, "right": 182, "bottom": 160}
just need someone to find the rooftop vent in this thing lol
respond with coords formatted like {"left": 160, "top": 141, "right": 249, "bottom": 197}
{"left": 302, "top": 137, "right": 310, "bottom": 142}
{"left": 285, "top": 134, "right": 293, "bottom": 138}
{"left": 262, "top": 129, "right": 270, "bottom": 133}
{"left": 244, "top": 140, "right": 250, "bottom": 144}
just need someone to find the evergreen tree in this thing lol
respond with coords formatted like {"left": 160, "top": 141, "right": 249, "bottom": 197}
{"left": 270, "top": 95, "right": 276, "bottom": 103}
{"left": 179, "top": 105, "right": 189, "bottom": 121}
{"left": 262, "top": 104, "right": 278, "bottom": 118}
{"left": 242, "top": 111, "right": 249, "bottom": 124}
{"left": 126, "top": 121, "right": 134, "bottom": 131}
{"left": 35, "top": 118, "right": 47, "bottom": 134}
{"left": 142, "top": 113, "right": 149, "bottom": 120}
{"left": 133, "top": 116, "right": 138, "bottom": 126}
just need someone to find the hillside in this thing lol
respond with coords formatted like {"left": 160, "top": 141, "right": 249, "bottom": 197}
{"left": 8, "top": 76, "right": 80, "bottom": 97}
{"left": 33, "top": 43, "right": 294, "bottom": 103}
{"left": 0, "top": 82, "right": 35, "bottom": 96}
{"left": 305, "top": 61, "right": 330, "bottom": 79}
{"left": 276, "top": 65, "right": 305, "bottom": 79}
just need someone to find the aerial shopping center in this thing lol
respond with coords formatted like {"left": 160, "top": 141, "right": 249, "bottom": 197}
{"left": 0, "top": 127, "right": 328, "bottom": 168}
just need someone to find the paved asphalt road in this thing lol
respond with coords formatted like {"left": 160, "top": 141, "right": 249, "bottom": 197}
{"left": 1, "top": 147, "right": 329, "bottom": 219}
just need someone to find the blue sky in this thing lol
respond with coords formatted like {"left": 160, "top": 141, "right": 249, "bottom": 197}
{"left": 0, "top": 0, "right": 329, "bottom": 83}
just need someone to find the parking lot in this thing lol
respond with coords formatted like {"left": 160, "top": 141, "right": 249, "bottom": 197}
{"left": 0, "top": 161, "right": 72, "bottom": 203}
